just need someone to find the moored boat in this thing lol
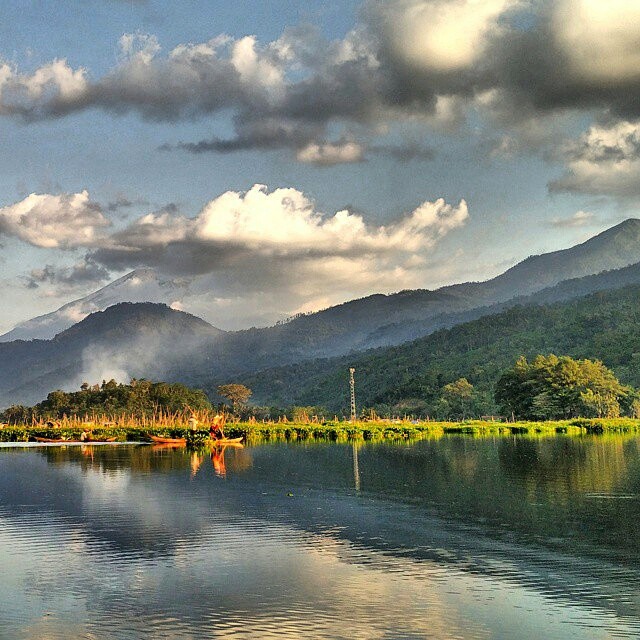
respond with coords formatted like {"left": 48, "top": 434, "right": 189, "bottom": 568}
{"left": 148, "top": 435, "right": 187, "bottom": 445}
{"left": 211, "top": 436, "right": 244, "bottom": 446}
{"left": 34, "top": 436, "right": 117, "bottom": 443}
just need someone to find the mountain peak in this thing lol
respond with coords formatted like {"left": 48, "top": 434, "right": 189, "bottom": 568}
{"left": 57, "top": 302, "right": 222, "bottom": 341}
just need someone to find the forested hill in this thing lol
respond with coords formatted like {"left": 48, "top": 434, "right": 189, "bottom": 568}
{"left": 0, "top": 303, "right": 221, "bottom": 407}
{"left": 239, "top": 284, "right": 640, "bottom": 414}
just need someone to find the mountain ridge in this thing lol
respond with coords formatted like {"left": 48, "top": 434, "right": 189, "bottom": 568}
{"left": 3, "top": 219, "right": 640, "bottom": 407}
{"left": 4, "top": 217, "right": 640, "bottom": 345}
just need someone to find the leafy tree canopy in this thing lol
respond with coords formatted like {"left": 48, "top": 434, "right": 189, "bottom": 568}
{"left": 217, "top": 383, "right": 252, "bottom": 412}
{"left": 1, "top": 378, "right": 211, "bottom": 423}
{"left": 495, "top": 355, "right": 629, "bottom": 420}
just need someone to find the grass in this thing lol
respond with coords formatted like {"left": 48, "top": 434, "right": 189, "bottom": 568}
{"left": 2, "top": 414, "right": 640, "bottom": 444}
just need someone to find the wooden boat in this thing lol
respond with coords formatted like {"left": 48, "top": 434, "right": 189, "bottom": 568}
{"left": 148, "top": 435, "right": 187, "bottom": 445}
{"left": 34, "top": 436, "right": 117, "bottom": 444}
{"left": 211, "top": 436, "right": 244, "bottom": 446}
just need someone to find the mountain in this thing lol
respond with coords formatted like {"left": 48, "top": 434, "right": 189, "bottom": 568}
{"left": 0, "top": 303, "right": 222, "bottom": 406}
{"left": 4, "top": 219, "right": 640, "bottom": 408}
{"left": 466, "top": 218, "right": 640, "bottom": 300}
{"left": 0, "top": 269, "right": 190, "bottom": 342}
{"left": 4, "top": 218, "right": 640, "bottom": 347}
{"left": 238, "top": 283, "right": 640, "bottom": 413}
{"left": 4, "top": 263, "right": 640, "bottom": 409}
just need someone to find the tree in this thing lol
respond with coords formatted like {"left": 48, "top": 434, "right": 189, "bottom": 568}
{"left": 495, "top": 354, "right": 629, "bottom": 420}
{"left": 217, "top": 383, "right": 252, "bottom": 413}
{"left": 440, "top": 378, "right": 475, "bottom": 419}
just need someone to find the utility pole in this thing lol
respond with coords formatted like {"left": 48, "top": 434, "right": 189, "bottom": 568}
{"left": 349, "top": 367, "right": 356, "bottom": 422}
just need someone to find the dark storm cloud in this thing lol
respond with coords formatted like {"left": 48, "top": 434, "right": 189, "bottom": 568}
{"left": 168, "top": 119, "right": 324, "bottom": 154}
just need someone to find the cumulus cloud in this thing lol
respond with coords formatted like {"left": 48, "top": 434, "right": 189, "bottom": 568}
{"left": 551, "top": 0, "right": 640, "bottom": 85}
{"left": 89, "top": 184, "right": 467, "bottom": 273}
{"left": 87, "top": 184, "right": 467, "bottom": 323}
{"left": 296, "top": 140, "right": 365, "bottom": 165}
{"left": 7, "top": 184, "right": 468, "bottom": 327}
{"left": 0, "top": 191, "right": 110, "bottom": 248}
{"left": 368, "top": 0, "right": 515, "bottom": 74}
{"left": 2, "top": 0, "right": 639, "bottom": 168}
{"left": 550, "top": 119, "right": 640, "bottom": 198}
{"left": 3, "top": 2, "right": 640, "bottom": 125}
{"left": 0, "top": 58, "right": 89, "bottom": 120}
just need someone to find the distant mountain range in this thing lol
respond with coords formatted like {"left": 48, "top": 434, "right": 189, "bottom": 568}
{"left": 3, "top": 219, "right": 640, "bottom": 408}
{"left": 0, "top": 303, "right": 221, "bottom": 407}
{"left": 4, "top": 218, "right": 640, "bottom": 345}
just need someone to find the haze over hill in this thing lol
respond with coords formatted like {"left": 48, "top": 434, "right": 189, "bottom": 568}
{"left": 0, "top": 269, "right": 192, "bottom": 342}
{"left": 0, "top": 303, "right": 222, "bottom": 406}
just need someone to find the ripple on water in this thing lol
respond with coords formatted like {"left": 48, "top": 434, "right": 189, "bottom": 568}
{"left": 1, "top": 443, "right": 640, "bottom": 639}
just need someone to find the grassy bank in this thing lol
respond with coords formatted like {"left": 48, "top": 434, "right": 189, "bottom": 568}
{"left": 2, "top": 417, "right": 640, "bottom": 444}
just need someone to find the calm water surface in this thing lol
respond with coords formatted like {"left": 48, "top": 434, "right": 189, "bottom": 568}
{"left": 1, "top": 435, "right": 639, "bottom": 639}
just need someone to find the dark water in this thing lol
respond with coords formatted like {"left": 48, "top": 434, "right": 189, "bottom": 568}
{"left": 1, "top": 435, "right": 639, "bottom": 639}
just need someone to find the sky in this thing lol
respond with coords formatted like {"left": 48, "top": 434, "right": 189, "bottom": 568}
{"left": 0, "top": 0, "right": 639, "bottom": 332}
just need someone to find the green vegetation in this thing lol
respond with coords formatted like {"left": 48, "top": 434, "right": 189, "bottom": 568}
{"left": 1, "top": 378, "right": 211, "bottom": 424}
{"left": 241, "top": 284, "right": 640, "bottom": 416}
{"left": 496, "top": 355, "right": 631, "bottom": 420}
{"left": 217, "top": 383, "right": 252, "bottom": 413}
{"left": 3, "top": 416, "right": 640, "bottom": 445}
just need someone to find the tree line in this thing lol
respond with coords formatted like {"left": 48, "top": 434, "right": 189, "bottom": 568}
{"left": 1, "top": 353, "right": 637, "bottom": 424}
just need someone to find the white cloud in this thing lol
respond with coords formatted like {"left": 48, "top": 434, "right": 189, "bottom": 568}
{"left": 61, "top": 304, "right": 93, "bottom": 324}
{"left": 552, "top": 0, "right": 640, "bottom": 83}
{"left": 371, "top": 0, "right": 516, "bottom": 73}
{"left": 296, "top": 141, "right": 365, "bottom": 166}
{"left": 102, "top": 184, "right": 468, "bottom": 260}
{"left": 76, "top": 184, "right": 468, "bottom": 327}
{"left": 550, "top": 119, "right": 640, "bottom": 198}
{"left": 0, "top": 58, "right": 88, "bottom": 118}
{"left": 549, "top": 210, "right": 597, "bottom": 228}
{"left": 4, "top": 183, "right": 469, "bottom": 329}
{"left": 230, "top": 36, "right": 285, "bottom": 94}
{"left": 2, "top": 3, "right": 640, "bottom": 170}
{"left": 0, "top": 191, "right": 110, "bottom": 248}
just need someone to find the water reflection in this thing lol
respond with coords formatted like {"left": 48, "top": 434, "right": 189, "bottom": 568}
{"left": 0, "top": 435, "right": 639, "bottom": 639}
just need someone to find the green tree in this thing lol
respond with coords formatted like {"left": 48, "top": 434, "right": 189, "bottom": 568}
{"left": 440, "top": 378, "right": 475, "bottom": 419}
{"left": 495, "top": 354, "right": 629, "bottom": 420}
{"left": 217, "top": 383, "right": 253, "bottom": 413}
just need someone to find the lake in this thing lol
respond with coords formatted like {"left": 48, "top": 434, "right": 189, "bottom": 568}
{"left": 1, "top": 435, "right": 639, "bottom": 639}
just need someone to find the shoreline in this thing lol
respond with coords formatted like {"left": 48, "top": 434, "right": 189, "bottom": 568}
{"left": 2, "top": 417, "right": 640, "bottom": 444}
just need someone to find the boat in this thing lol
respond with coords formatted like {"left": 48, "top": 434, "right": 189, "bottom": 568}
{"left": 148, "top": 435, "right": 187, "bottom": 445}
{"left": 34, "top": 436, "right": 117, "bottom": 444}
{"left": 211, "top": 437, "right": 244, "bottom": 446}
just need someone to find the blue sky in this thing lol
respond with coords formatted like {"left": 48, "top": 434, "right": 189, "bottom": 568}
{"left": 0, "top": 0, "right": 637, "bottom": 332}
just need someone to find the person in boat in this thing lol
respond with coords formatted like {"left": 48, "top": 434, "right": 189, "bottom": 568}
{"left": 80, "top": 430, "right": 89, "bottom": 442}
{"left": 209, "top": 414, "right": 226, "bottom": 441}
